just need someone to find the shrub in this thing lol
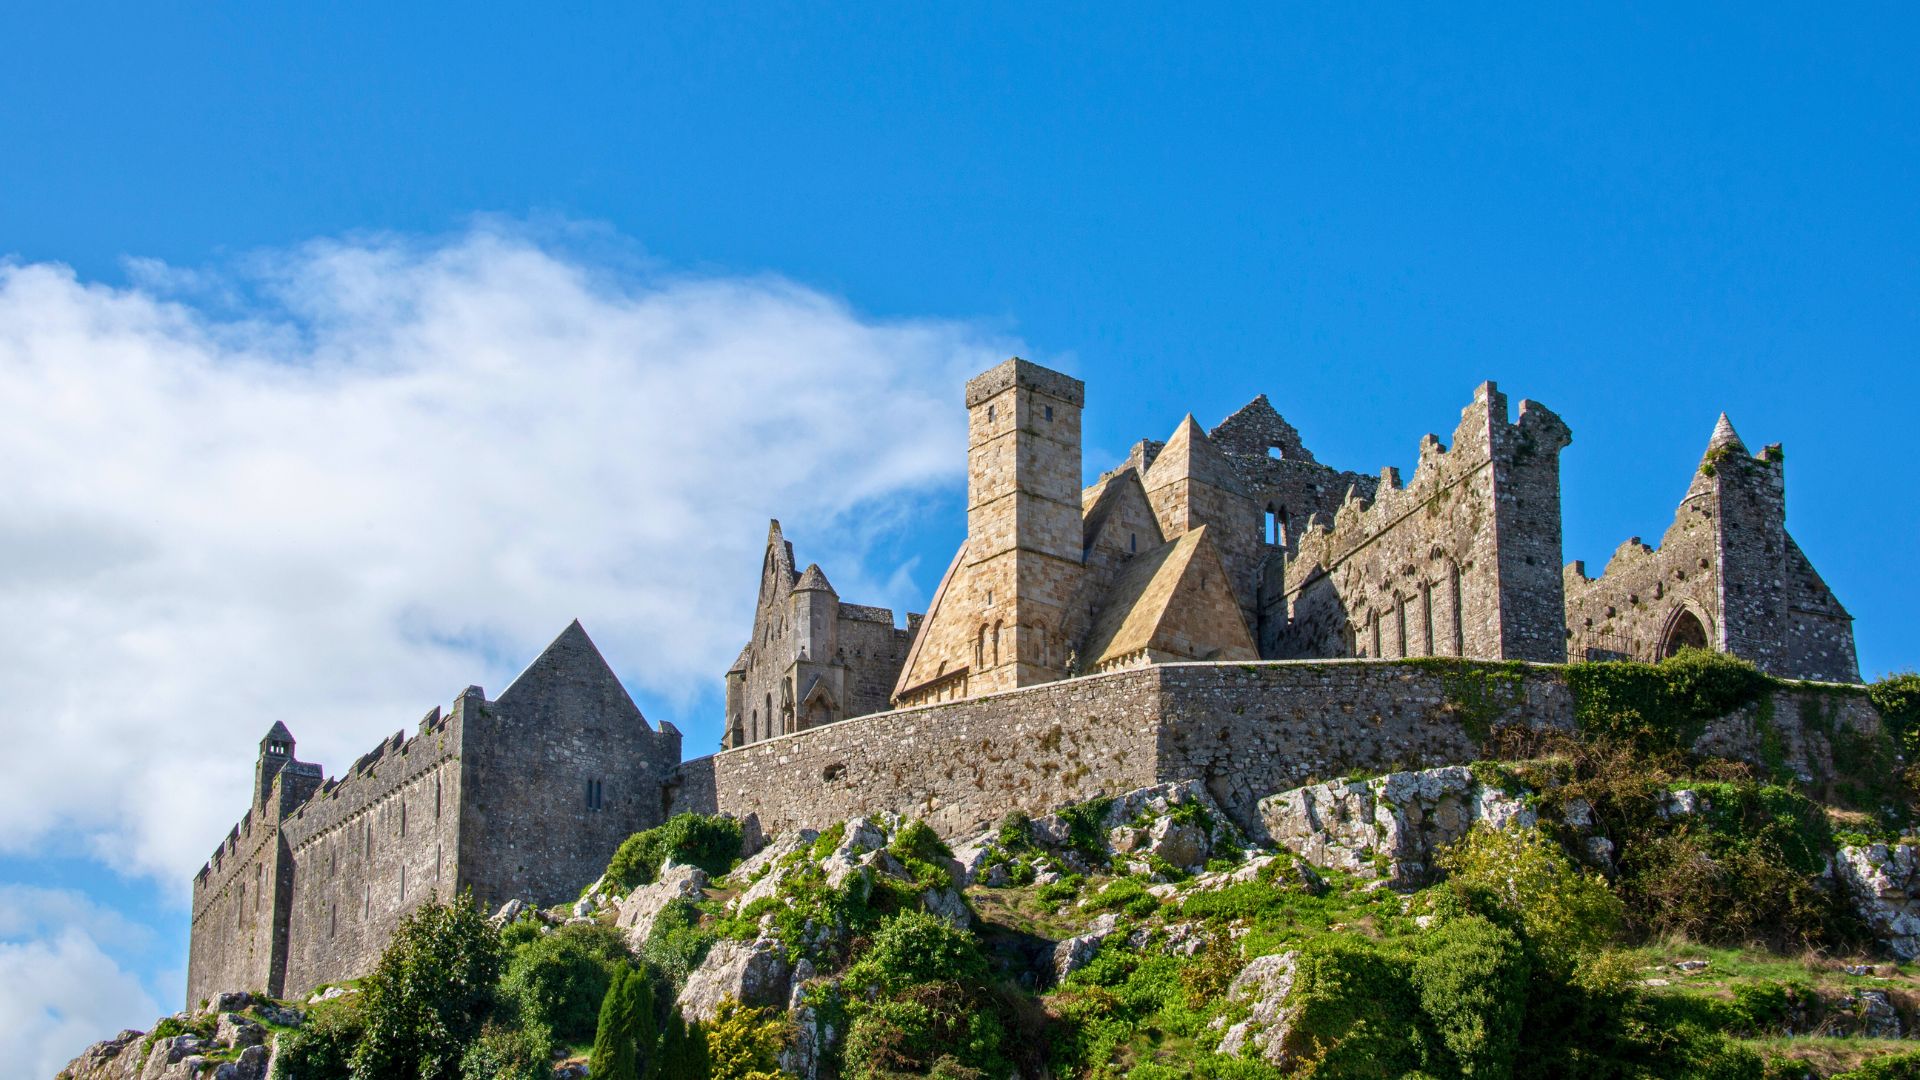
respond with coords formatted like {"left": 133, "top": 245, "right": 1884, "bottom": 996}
{"left": 642, "top": 898, "right": 717, "bottom": 987}
{"left": 457, "top": 1020, "right": 551, "bottom": 1080}
{"left": 269, "top": 996, "right": 363, "bottom": 1080}
{"left": 1035, "top": 875, "right": 1083, "bottom": 904}
{"left": 1871, "top": 673, "right": 1920, "bottom": 755}
{"left": 606, "top": 813, "right": 744, "bottom": 891}
{"left": 590, "top": 963, "right": 657, "bottom": 1080}
{"left": 842, "top": 984, "right": 1007, "bottom": 1079}
{"left": 1283, "top": 936, "right": 1424, "bottom": 1078}
{"left": 890, "top": 818, "right": 953, "bottom": 863}
{"left": 1410, "top": 916, "right": 1527, "bottom": 1078}
{"left": 1833, "top": 1051, "right": 1920, "bottom": 1080}
{"left": 1084, "top": 877, "right": 1160, "bottom": 918}
{"left": 1566, "top": 649, "right": 1771, "bottom": 754}
{"left": 705, "top": 998, "right": 790, "bottom": 1080}
{"left": 844, "top": 910, "right": 990, "bottom": 995}
{"left": 350, "top": 894, "right": 504, "bottom": 1080}
{"left": 502, "top": 919, "right": 634, "bottom": 1043}
{"left": 1439, "top": 824, "right": 1622, "bottom": 972}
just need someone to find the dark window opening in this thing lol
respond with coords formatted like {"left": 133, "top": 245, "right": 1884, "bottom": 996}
{"left": 1129, "top": 532, "right": 1137, "bottom": 553}
{"left": 987, "top": 404, "right": 995, "bottom": 422}
{"left": 586, "top": 778, "right": 604, "bottom": 811}
{"left": 1044, "top": 404, "right": 1054, "bottom": 421}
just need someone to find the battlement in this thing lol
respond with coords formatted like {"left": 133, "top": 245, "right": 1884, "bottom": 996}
{"left": 964, "top": 356, "right": 1085, "bottom": 408}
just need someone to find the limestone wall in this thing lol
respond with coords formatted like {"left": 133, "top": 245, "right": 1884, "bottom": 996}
{"left": 672, "top": 667, "right": 1165, "bottom": 840}
{"left": 279, "top": 704, "right": 466, "bottom": 998}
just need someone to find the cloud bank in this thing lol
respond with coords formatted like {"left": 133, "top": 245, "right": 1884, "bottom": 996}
{"left": 0, "top": 887, "right": 163, "bottom": 1076}
{"left": 0, "top": 226, "right": 1010, "bottom": 898}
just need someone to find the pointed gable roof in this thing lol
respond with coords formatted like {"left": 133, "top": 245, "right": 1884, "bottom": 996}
{"left": 498, "top": 620, "right": 649, "bottom": 730}
{"left": 795, "top": 563, "right": 836, "bottom": 593}
{"left": 1081, "top": 526, "right": 1257, "bottom": 667}
{"left": 1143, "top": 414, "right": 1247, "bottom": 496}
{"left": 260, "top": 721, "right": 294, "bottom": 746}
{"left": 1708, "top": 412, "right": 1747, "bottom": 455}
{"left": 1208, "top": 394, "right": 1317, "bottom": 464}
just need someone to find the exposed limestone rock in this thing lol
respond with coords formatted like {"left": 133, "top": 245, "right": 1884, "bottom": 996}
{"left": 677, "top": 938, "right": 793, "bottom": 1022}
{"left": 1145, "top": 816, "right": 1210, "bottom": 871}
{"left": 489, "top": 898, "right": 527, "bottom": 926}
{"left": 1854, "top": 989, "right": 1903, "bottom": 1038}
{"left": 618, "top": 861, "right": 710, "bottom": 947}
{"left": 1213, "top": 951, "right": 1301, "bottom": 1065}
{"left": 732, "top": 827, "right": 820, "bottom": 885}
{"left": 1052, "top": 913, "right": 1121, "bottom": 982}
{"left": 948, "top": 832, "right": 995, "bottom": 886}
{"left": 214, "top": 1012, "right": 265, "bottom": 1049}
{"left": 197, "top": 991, "right": 251, "bottom": 1016}
{"left": 1256, "top": 766, "right": 1534, "bottom": 888}
{"left": 1834, "top": 844, "right": 1920, "bottom": 960}
{"left": 922, "top": 885, "right": 971, "bottom": 930}
{"left": 57, "top": 1029, "right": 147, "bottom": 1080}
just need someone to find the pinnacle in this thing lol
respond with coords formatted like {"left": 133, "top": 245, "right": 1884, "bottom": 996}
{"left": 1708, "top": 412, "right": 1747, "bottom": 453}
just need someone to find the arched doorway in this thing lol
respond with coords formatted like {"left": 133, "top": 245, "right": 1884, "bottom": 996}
{"left": 1661, "top": 607, "right": 1710, "bottom": 658}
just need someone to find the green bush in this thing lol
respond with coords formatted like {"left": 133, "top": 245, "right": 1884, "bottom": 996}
{"left": 1035, "top": 875, "right": 1083, "bottom": 904}
{"left": 1871, "top": 673, "right": 1920, "bottom": 755}
{"left": 1833, "top": 1051, "right": 1920, "bottom": 1080}
{"left": 606, "top": 813, "right": 744, "bottom": 892}
{"left": 350, "top": 893, "right": 504, "bottom": 1080}
{"left": 269, "top": 997, "right": 363, "bottom": 1080}
{"left": 590, "top": 963, "right": 657, "bottom": 1080}
{"left": 641, "top": 898, "right": 717, "bottom": 987}
{"left": 1439, "top": 824, "right": 1622, "bottom": 972}
{"left": 1410, "top": 916, "right": 1527, "bottom": 1078}
{"left": 844, "top": 910, "right": 990, "bottom": 995}
{"left": 1566, "top": 649, "right": 1771, "bottom": 754}
{"left": 1282, "top": 936, "right": 1424, "bottom": 1078}
{"left": 457, "top": 1020, "right": 551, "bottom": 1080}
{"left": 705, "top": 998, "right": 789, "bottom": 1080}
{"left": 502, "top": 919, "right": 634, "bottom": 1043}
{"left": 1084, "top": 877, "right": 1160, "bottom": 918}
{"left": 890, "top": 818, "right": 954, "bottom": 863}
{"left": 842, "top": 984, "right": 1007, "bottom": 1079}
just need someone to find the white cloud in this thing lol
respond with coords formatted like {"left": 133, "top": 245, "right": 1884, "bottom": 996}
{"left": 0, "top": 926, "right": 161, "bottom": 1078}
{"left": 0, "top": 224, "right": 1014, "bottom": 891}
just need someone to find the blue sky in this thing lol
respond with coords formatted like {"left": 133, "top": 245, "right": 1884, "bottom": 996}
{"left": 3, "top": 4, "right": 1917, "bottom": 1070}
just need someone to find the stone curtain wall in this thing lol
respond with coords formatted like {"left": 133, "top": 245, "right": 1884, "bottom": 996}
{"left": 836, "top": 605, "right": 915, "bottom": 720}
{"left": 672, "top": 668, "right": 1166, "bottom": 841}
{"left": 677, "top": 659, "right": 1883, "bottom": 847}
{"left": 187, "top": 762, "right": 322, "bottom": 1005}
{"left": 1151, "top": 661, "right": 1574, "bottom": 832}
{"left": 278, "top": 703, "right": 467, "bottom": 999}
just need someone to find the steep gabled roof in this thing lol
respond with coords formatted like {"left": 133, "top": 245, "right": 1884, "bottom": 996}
{"left": 498, "top": 620, "right": 649, "bottom": 730}
{"left": 1143, "top": 415, "right": 1247, "bottom": 496}
{"left": 1080, "top": 526, "right": 1258, "bottom": 667}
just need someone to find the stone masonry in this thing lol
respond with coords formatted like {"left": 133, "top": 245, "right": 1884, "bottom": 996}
{"left": 187, "top": 621, "right": 680, "bottom": 1006}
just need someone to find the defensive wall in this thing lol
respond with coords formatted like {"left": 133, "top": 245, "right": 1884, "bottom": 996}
{"left": 670, "top": 657, "right": 1880, "bottom": 843}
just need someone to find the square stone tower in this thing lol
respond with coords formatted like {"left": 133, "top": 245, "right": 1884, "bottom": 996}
{"left": 963, "top": 358, "right": 1086, "bottom": 693}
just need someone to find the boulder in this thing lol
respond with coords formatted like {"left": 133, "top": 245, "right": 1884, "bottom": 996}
{"left": 198, "top": 990, "right": 251, "bottom": 1016}
{"left": 731, "top": 828, "right": 819, "bottom": 885}
{"left": 831, "top": 817, "right": 887, "bottom": 861}
{"left": 1853, "top": 989, "right": 1903, "bottom": 1038}
{"left": 677, "top": 938, "right": 793, "bottom": 1022}
{"left": 489, "top": 898, "right": 527, "bottom": 926}
{"left": 1052, "top": 913, "right": 1120, "bottom": 982}
{"left": 1145, "top": 816, "right": 1210, "bottom": 871}
{"left": 215, "top": 1012, "right": 266, "bottom": 1049}
{"left": 948, "top": 832, "right": 997, "bottom": 886}
{"left": 139, "top": 1034, "right": 208, "bottom": 1080}
{"left": 1256, "top": 766, "right": 1535, "bottom": 889}
{"left": 1213, "top": 952, "right": 1301, "bottom": 1065}
{"left": 1833, "top": 844, "right": 1920, "bottom": 960}
{"left": 618, "top": 862, "right": 709, "bottom": 947}
{"left": 921, "top": 886, "right": 971, "bottom": 929}
{"left": 211, "top": 1044, "right": 270, "bottom": 1080}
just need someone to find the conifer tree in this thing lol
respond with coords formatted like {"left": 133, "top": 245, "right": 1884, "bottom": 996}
{"left": 657, "top": 1009, "right": 712, "bottom": 1079}
{"left": 590, "top": 963, "right": 661, "bottom": 1080}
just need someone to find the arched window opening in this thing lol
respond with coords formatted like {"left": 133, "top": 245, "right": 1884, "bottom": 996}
{"left": 1394, "top": 596, "right": 1408, "bottom": 659}
{"left": 1662, "top": 609, "right": 1710, "bottom": 658}
{"left": 1449, "top": 566, "right": 1465, "bottom": 656}
{"left": 992, "top": 622, "right": 1003, "bottom": 667}
{"left": 1421, "top": 583, "right": 1435, "bottom": 658}
{"left": 1370, "top": 612, "right": 1382, "bottom": 658}
{"left": 975, "top": 627, "right": 986, "bottom": 669}
{"left": 1265, "top": 505, "right": 1290, "bottom": 547}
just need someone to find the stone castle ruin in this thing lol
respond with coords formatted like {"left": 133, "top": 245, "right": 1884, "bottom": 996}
{"left": 187, "top": 356, "right": 1858, "bottom": 1007}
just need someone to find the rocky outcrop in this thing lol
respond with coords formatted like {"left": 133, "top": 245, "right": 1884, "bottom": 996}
{"left": 1213, "top": 951, "right": 1302, "bottom": 1065}
{"left": 1257, "top": 766, "right": 1535, "bottom": 888}
{"left": 1834, "top": 844, "right": 1920, "bottom": 960}
{"left": 616, "top": 860, "right": 709, "bottom": 946}
{"left": 677, "top": 939, "right": 794, "bottom": 1022}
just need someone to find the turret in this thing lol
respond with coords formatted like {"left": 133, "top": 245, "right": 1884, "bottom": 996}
{"left": 254, "top": 721, "right": 296, "bottom": 813}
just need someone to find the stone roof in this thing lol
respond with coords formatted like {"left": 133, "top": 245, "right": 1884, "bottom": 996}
{"left": 795, "top": 563, "right": 836, "bottom": 593}
{"left": 1080, "top": 525, "right": 1258, "bottom": 667}
{"left": 1144, "top": 414, "right": 1248, "bottom": 496}
{"left": 498, "top": 620, "right": 650, "bottom": 731}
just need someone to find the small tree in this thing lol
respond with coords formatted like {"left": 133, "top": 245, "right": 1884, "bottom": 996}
{"left": 350, "top": 893, "right": 503, "bottom": 1080}
{"left": 590, "top": 963, "right": 659, "bottom": 1080}
{"left": 706, "top": 998, "right": 789, "bottom": 1080}
{"left": 658, "top": 1010, "right": 712, "bottom": 1079}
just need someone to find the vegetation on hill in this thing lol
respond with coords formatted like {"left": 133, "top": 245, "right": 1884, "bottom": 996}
{"left": 192, "top": 656, "right": 1920, "bottom": 1078}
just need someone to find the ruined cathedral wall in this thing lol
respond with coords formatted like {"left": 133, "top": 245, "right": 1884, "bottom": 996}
{"left": 278, "top": 707, "right": 465, "bottom": 998}
{"left": 835, "top": 604, "right": 912, "bottom": 719}
{"left": 1565, "top": 510, "right": 1721, "bottom": 664}
{"left": 1275, "top": 385, "right": 1568, "bottom": 664}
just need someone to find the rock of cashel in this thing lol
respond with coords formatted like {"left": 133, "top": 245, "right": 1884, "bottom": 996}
{"left": 186, "top": 355, "right": 1864, "bottom": 1009}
